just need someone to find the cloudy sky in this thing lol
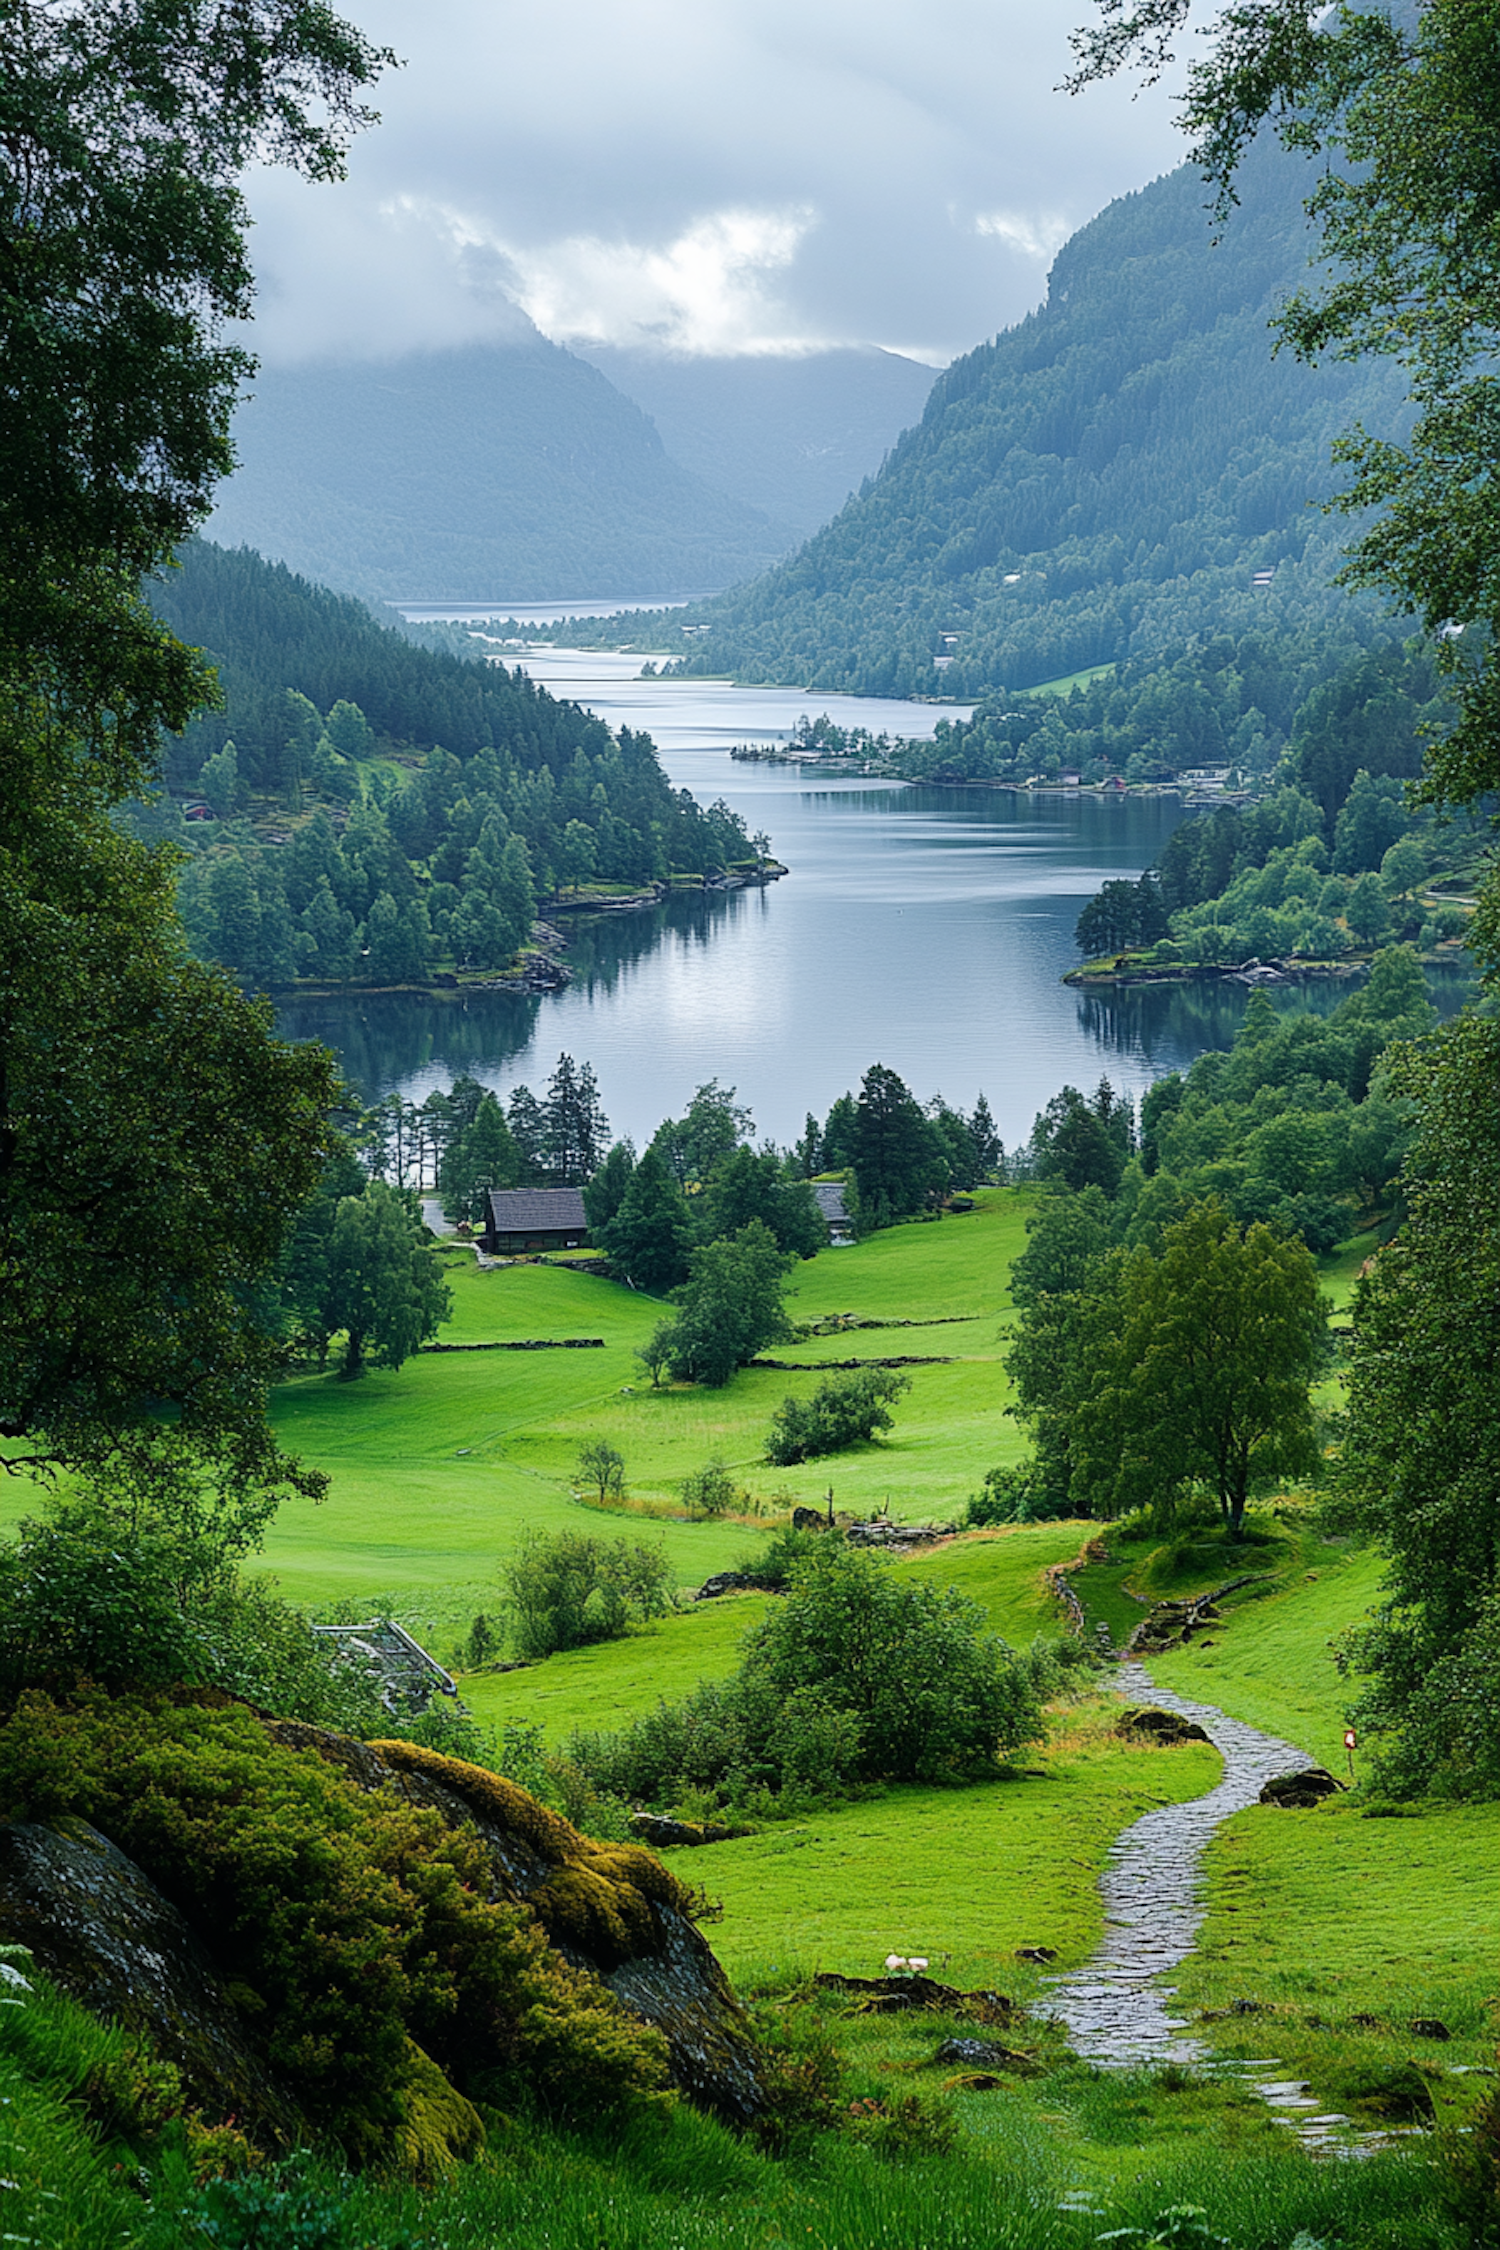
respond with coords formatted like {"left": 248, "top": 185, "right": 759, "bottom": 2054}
{"left": 245, "top": 0, "right": 1194, "bottom": 371}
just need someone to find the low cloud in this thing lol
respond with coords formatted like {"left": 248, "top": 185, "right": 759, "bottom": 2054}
{"left": 242, "top": 0, "right": 1190, "bottom": 369}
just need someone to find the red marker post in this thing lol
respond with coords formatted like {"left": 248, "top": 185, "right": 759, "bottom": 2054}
{"left": 1344, "top": 1726, "right": 1357, "bottom": 1783}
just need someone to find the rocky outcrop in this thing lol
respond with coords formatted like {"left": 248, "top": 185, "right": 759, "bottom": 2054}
{"left": 270, "top": 1728, "right": 766, "bottom": 2127}
{"left": 1128, "top": 1576, "right": 1263, "bottom": 1653}
{"left": 0, "top": 1817, "right": 302, "bottom": 2143}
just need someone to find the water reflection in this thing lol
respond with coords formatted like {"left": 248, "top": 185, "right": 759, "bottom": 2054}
{"left": 272, "top": 649, "right": 1482, "bottom": 1146}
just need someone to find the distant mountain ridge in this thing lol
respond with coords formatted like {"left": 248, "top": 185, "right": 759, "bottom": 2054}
{"left": 577, "top": 346, "right": 938, "bottom": 535}
{"left": 651, "top": 138, "right": 1411, "bottom": 698}
{"left": 209, "top": 335, "right": 797, "bottom": 606}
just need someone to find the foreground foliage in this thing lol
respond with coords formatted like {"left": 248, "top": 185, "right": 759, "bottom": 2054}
{"left": 0, "top": 1694, "right": 673, "bottom": 2161}
{"left": 1339, "top": 1012, "right": 1500, "bottom": 1798}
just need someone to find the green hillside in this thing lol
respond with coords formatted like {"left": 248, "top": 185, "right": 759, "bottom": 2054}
{"left": 580, "top": 136, "right": 1408, "bottom": 697}
{"left": 208, "top": 338, "right": 796, "bottom": 604}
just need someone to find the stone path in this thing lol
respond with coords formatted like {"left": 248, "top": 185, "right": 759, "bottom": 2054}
{"left": 1046, "top": 1661, "right": 1309, "bottom": 2067}
{"left": 1043, "top": 1665, "right": 1414, "bottom": 2156}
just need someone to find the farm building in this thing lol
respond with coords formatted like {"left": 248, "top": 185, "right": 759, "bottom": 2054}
{"left": 813, "top": 1180, "right": 855, "bottom": 1243}
{"left": 479, "top": 1186, "right": 590, "bottom": 1255}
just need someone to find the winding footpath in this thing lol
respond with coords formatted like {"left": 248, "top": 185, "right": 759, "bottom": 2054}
{"left": 1046, "top": 1662, "right": 1308, "bottom": 2066}
{"left": 1044, "top": 1665, "right": 1406, "bottom": 2154}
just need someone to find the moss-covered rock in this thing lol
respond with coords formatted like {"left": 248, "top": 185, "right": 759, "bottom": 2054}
{"left": 0, "top": 1692, "right": 765, "bottom": 2158}
{"left": 0, "top": 1815, "right": 302, "bottom": 2147}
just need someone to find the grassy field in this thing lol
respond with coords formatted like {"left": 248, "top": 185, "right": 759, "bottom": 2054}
{"left": 219, "top": 1191, "right": 1034, "bottom": 1619}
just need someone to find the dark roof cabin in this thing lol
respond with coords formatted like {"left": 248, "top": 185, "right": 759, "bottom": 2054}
{"left": 813, "top": 1180, "right": 854, "bottom": 1243}
{"left": 480, "top": 1185, "right": 590, "bottom": 1255}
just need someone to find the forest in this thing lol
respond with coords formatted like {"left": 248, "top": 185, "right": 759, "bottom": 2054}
{"left": 135, "top": 540, "right": 758, "bottom": 985}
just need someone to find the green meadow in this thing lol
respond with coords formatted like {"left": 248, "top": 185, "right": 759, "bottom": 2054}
{"left": 244, "top": 1189, "right": 1033, "bottom": 1622}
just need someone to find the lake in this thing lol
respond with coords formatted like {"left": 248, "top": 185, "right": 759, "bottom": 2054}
{"left": 275, "top": 654, "right": 1306, "bottom": 1152}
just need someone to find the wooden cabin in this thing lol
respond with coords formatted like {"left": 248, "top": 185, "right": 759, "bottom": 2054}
{"left": 479, "top": 1186, "right": 590, "bottom": 1255}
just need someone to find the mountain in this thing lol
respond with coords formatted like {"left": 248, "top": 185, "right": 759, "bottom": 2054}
{"left": 207, "top": 335, "right": 798, "bottom": 606}
{"left": 653, "top": 138, "right": 1410, "bottom": 698}
{"left": 577, "top": 346, "right": 939, "bottom": 535}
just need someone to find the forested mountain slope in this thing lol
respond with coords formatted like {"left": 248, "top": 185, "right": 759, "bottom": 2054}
{"left": 579, "top": 346, "right": 938, "bottom": 535}
{"left": 655, "top": 138, "right": 1410, "bottom": 696}
{"left": 142, "top": 541, "right": 754, "bottom": 986}
{"left": 207, "top": 337, "right": 795, "bottom": 604}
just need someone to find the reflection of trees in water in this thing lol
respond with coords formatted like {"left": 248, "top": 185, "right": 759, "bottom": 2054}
{"left": 274, "top": 890, "right": 741, "bottom": 1101}
{"left": 1079, "top": 958, "right": 1478, "bottom": 1077}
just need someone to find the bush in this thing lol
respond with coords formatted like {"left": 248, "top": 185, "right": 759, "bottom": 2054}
{"left": 0, "top": 1499, "right": 392, "bottom": 1734}
{"left": 680, "top": 1457, "right": 742, "bottom": 1516}
{"left": 569, "top": 1540, "right": 1044, "bottom": 1807}
{"left": 963, "top": 1459, "right": 1073, "bottom": 1527}
{"left": 502, "top": 1530, "right": 676, "bottom": 1661}
{"left": 764, "top": 1369, "right": 910, "bottom": 1465}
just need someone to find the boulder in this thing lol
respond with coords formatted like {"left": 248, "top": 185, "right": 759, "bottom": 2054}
{"left": 1258, "top": 1768, "right": 1346, "bottom": 1809}
{"left": 1117, "top": 1706, "right": 1213, "bottom": 1746}
{"left": 1014, "top": 1945, "right": 1059, "bottom": 1963}
{"left": 272, "top": 1726, "right": 766, "bottom": 2127}
{"left": 628, "top": 1813, "right": 746, "bottom": 1848}
{"left": 0, "top": 1817, "right": 302, "bottom": 2144}
{"left": 933, "top": 2036, "right": 1040, "bottom": 2075}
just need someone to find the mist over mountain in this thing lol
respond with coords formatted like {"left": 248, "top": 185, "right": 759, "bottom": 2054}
{"left": 577, "top": 347, "right": 939, "bottom": 535}
{"left": 652, "top": 139, "right": 1411, "bottom": 697}
{"left": 208, "top": 335, "right": 797, "bottom": 605}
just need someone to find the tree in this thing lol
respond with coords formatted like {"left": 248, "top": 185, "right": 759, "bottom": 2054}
{"left": 0, "top": 0, "right": 391, "bottom": 798}
{"left": 851, "top": 1063, "right": 945, "bottom": 1227}
{"left": 543, "top": 1053, "right": 610, "bottom": 1185}
{"left": 696, "top": 1144, "right": 826, "bottom": 1260}
{"left": 439, "top": 1093, "right": 521, "bottom": 1225}
{"left": 577, "top": 1440, "right": 625, "bottom": 1506}
{"left": 1066, "top": 0, "right": 1500, "bottom": 816}
{"left": 649, "top": 1080, "right": 753, "bottom": 1188}
{"left": 1070, "top": 1202, "right": 1326, "bottom": 1536}
{"left": 581, "top": 1140, "right": 636, "bottom": 1236}
{"left": 321, "top": 1183, "right": 452, "bottom": 1377}
{"left": 968, "top": 1092, "right": 1004, "bottom": 1182}
{"left": 1, "top": 0, "right": 386, "bottom": 1496}
{"left": 506, "top": 1085, "right": 550, "bottom": 1184}
{"left": 1030, "top": 1082, "right": 1131, "bottom": 1197}
{"left": 1338, "top": 1014, "right": 1500, "bottom": 1798}
{"left": 662, "top": 1221, "right": 794, "bottom": 1388}
{"left": 596, "top": 1146, "right": 693, "bottom": 1294}
{"left": 680, "top": 1458, "right": 740, "bottom": 1517}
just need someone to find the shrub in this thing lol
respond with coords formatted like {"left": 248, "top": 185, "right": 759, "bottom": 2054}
{"left": 0, "top": 1499, "right": 391, "bottom": 1734}
{"left": 569, "top": 1541, "right": 1044, "bottom": 1806}
{"left": 740, "top": 1542, "right": 1044, "bottom": 1782}
{"left": 963, "top": 1459, "right": 1073, "bottom": 1526}
{"left": 765, "top": 1369, "right": 910, "bottom": 1465}
{"left": 501, "top": 1530, "right": 676, "bottom": 1661}
{"left": 680, "top": 1457, "right": 741, "bottom": 1516}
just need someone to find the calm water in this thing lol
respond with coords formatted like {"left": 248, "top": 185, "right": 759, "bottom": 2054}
{"left": 275, "top": 655, "right": 1362, "bottom": 1150}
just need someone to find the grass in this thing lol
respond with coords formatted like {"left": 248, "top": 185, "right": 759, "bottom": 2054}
{"left": 214, "top": 1191, "right": 1036, "bottom": 1614}
{"left": 655, "top": 1705, "right": 1221, "bottom": 1990}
